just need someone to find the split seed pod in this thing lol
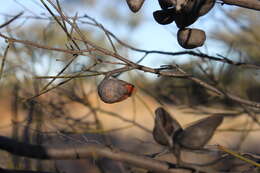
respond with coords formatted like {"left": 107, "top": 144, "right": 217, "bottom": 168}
{"left": 176, "top": 115, "right": 223, "bottom": 149}
{"left": 152, "top": 107, "right": 223, "bottom": 150}
{"left": 126, "top": 0, "right": 145, "bottom": 13}
{"left": 174, "top": 0, "right": 215, "bottom": 28}
{"left": 198, "top": 0, "right": 215, "bottom": 16}
{"left": 98, "top": 77, "right": 135, "bottom": 104}
{"left": 174, "top": 13, "right": 199, "bottom": 28}
{"left": 158, "top": 0, "right": 174, "bottom": 10}
{"left": 153, "top": 9, "right": 175, "bottom": 25}
{"left": 177, "top": 28, "right": 206, "bottom": 49}
{"left": 153, "top": 107, "right": 182, "bottom": 146}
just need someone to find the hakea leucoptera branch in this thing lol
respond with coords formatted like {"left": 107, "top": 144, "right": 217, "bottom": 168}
{"left": 126, "top": 0, "right": 215, "bottom": 49}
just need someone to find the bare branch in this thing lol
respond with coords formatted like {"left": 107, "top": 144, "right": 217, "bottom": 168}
{"left": 0, "top": 12, "right": 23, "bottom": 29}
{"left": 0, "top": 33, "right": 93, "bottom": 55}
{"left": 0, "top": 167, "right": 54, "bottom": 173}
{"left": 0, "top": 135, "right": 197, "bottom": 173}
{"left": 221, "top": 0, "right": 260, "bottom": 11}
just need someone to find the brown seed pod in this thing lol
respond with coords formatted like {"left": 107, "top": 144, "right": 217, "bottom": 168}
{"left": 174, "top": 0, "right": 200, "bottom": 28}
{"left": 153, "top": 9, "right": 175, "bottom": 25}
{"left": 177, "top": 28, "right": 206, "bottom": 49}
{"left": 175, "top": 13, "right": 199, "bottom": 29}
{"left": 152, "top": 107, "right": 223, "bottom": 150}
{"left": 126, "top": 0, "right": 145, "bottom": 13}
{"left": 198, "top": 0, "right": 215, "bottom": 16}
{"left": 174, "top": 0, "right": 215, "bottom": 28}
{"left": 152, "top": 107, "right": 223, "bottom": 163}
{"left": 158, "top": 0, "right": 174, "bottom": 9}
{"left": 153, "top": 107, "right": 182, "bottom": 146}
{"left": 98, "top": 77, "right": 135, "bottom": 104}
{"left": 176, "top": 115, "right": 223, "bottom": 150}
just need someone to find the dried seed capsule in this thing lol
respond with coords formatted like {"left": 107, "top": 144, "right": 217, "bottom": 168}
{"left": 176, "top": 115, "right": 223, "bottom": 149}
{"left": 198, "top": 0, "right": 215, "bottom": 16}
{"left": 98, "top": 77, "right": 135, "bottom": 104}
{"left": 152, "top": 107, "right": 224, "bottom": 163}
{"left": 174, "top": 0, "right": 215, "bottom": 28}
{"left": 153, "top": 107, "right": 183, "bottom": 146}
{"left": 153, "top": 9, "right": 175, "bottom": 25}
{"left": 126, "top": 0, "right": 145, "bottom": 13}
{"left": 158, "top": 0, "right": 174, "bottom": 9}
{"left": 177, "top": 28, "right": 206, "bottom": 49}
{"left": 175, "top": 13, "right": 199, "bottom": 29}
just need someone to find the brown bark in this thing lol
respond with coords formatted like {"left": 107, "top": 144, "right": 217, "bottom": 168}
{"left": 0, "top": 136, "right": 196, "bottom": 173}
{"left": 221, "top": 0, "right": 260, "bottom": 11}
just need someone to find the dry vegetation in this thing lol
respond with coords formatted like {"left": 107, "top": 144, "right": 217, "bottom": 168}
{"left": 0, "top": 0, "right": 260, "bottom": 173}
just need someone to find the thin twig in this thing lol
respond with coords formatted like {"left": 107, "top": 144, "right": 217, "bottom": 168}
{"left": 0, "top": 43, "right": 10, "bottom": 80}
{"left": 217, "top": 145, "right": 260, "bottom": 167}
{"left": 0, "top": 12, "right": 23, "bottom": 29}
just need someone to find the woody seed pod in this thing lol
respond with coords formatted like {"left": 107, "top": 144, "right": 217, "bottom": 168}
{"left": 198, "top": 0, "right": 215, "bottom": 16}
{"left": 153, "top": 107, "right": 182, "bottom": 146}
{"left": 177, "top": 28, "right": 206, "bottom": 49}
{"left": 98, "top": 77, "right": 135, "bottom": 104}
{"left": 175, "top": 13, "right": 199, "bottom": 29}
{"left": 153, "top": 9, "right": 175, "bottom": 25}
{"left": 152, "top": 107, "right": 223, "bottom": 163}
{"left": 158, "top": 0, "right": 174, "bottom": 9}
{"left": 152, "top": 107, "right": 223, "bottom": 150}
{"left": 126, "top": 0, "right": 145, "bottom": 13}
{"left": 176, "top": 115, "right": 223, "bottom": 149}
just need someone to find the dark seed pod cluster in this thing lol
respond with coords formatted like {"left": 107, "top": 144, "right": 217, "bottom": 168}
{"left": 153, "top": 107, "right": 223, "bottom": 150}
{"left": 126, "top": 0, "right": 215, "bottom": 49}
{"left": 177, "top": 28, "right": 206, "bottom": 49}
{"left": 98, "top": 77, "right": 135, "bottom": 104}
{"left": 153, "top": 0, "right": 215, "bottom": 49}
{"left": 153, "top": 0, "right": 215, "bottom": 28}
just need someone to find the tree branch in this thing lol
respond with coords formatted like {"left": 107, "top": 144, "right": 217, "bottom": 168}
{"left": 0, "top": 12, "right": 23, "bottom": 29}
{"left": 221, "top": 0, "right": 260, "bottom": 11}
{"left": 0, "top": 136, "right": 198, "bottom": 173}
{"left": 0, "top": 168, "right": 54, "bottom": 173}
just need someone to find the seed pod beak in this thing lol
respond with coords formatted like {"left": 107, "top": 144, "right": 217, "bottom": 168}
{"left": 126, "top": 0, "right": 145, "bottom": 13}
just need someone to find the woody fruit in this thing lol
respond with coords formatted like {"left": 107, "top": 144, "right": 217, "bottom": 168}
{"left": 153, "top": 107, "right": 223, "bottom": 163}
{"left": 98, "top": 77, "right": 135, "bottom": 104}
{"left": 177, "top": 28, "right": 206, "bottom": 49}
{"left": 126, "top": 0, "right": 145, "bottom": 13}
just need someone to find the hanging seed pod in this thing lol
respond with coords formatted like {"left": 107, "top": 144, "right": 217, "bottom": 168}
{"left": 153, "top": 9, "right": 175, "bottom": 25}
{"left": 176, "top": 115, "right": 223, "bottom": 150}
{"left": 98, "top": 77, "right": 135, "bottom": 104}
{"left": 175, "top": 13, "right": 199, "bottom": 28}
{"left": 198, "top": 0, "right": 215, "bottom": 16}
{"left": 158, "top": 0, "right": 174, "bottom": 9}
{"left": 177, "top": 28, "right": 206, "bottom": 49}
{"left": 153, "top": 107, "right": 182, "bottom": 146}
{"left": 126, "top": 0, "right": 145, "bottom": 13}
{"left": 174, "top": 0, "right": 215, "bottom": 28}
{"left": 180, "top": 0, "right": 196, "bottom": 13}
{"left": 173, "top": 0, "right": 199, "bottom": 28}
